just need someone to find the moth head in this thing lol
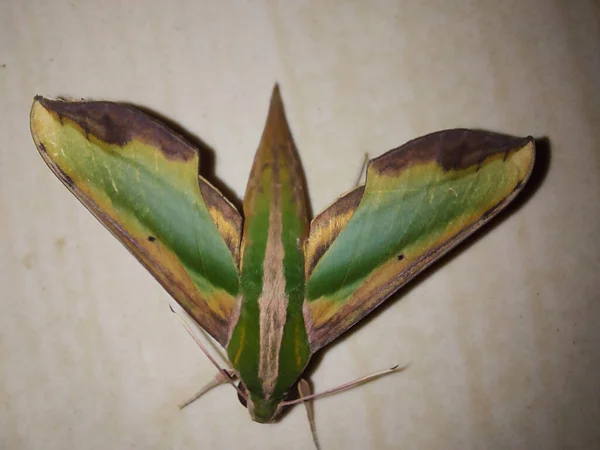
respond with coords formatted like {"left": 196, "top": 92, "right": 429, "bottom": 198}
{"left": 247, "top": 394, "right": 285, "bottom": 423}
{"left": 237, "top": 382, "right": 285, "bottom": 423}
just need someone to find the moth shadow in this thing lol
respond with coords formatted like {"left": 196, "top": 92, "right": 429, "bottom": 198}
{"left": 301, "top": 135, "right": 551, "bottom": 383}
{"left": 124, "top": 102, "right": 243, "bottom": 211}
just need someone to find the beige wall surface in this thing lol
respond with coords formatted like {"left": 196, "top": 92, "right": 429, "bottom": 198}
{"left": 1, "top": 1, "right": 599, "bottom": 449}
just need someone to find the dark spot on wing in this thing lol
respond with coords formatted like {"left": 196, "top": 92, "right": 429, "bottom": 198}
{"left": 148, "top": 236, "right": 156, "bottom": 242}
{"left": 397, "top": 254, "right": 404, "bottom": 261}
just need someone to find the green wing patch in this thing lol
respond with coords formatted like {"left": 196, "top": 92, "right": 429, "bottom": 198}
{"left": 305, "top": 129, "right": 535, "bottom": 351}
{"left": 30, "top": 98, "right": 241, "bottom": 346}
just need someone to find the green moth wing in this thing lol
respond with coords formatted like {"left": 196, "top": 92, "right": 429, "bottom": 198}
{"left": 305, "top": 130, "right": 535, "bottom": 351}
{"left": 30, "top": 97, "right": 241, "bottom": 346}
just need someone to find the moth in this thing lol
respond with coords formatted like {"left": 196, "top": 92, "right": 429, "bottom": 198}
{"left": 30, "top": 85, "right": 535, "bottom": 447}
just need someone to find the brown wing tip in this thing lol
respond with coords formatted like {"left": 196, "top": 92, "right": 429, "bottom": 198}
{"left": 31, "top": 96, "right": 48, "bottom": 117}
{"left": 32, "top": 95, "right": 69, "bottom": 112}
{"left": 30, "top": 97, "right": 51, "bottom": 146}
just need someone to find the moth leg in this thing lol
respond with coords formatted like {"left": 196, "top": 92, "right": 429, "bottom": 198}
{"left": 353, "top": 153, "right": 370, "bottom": 187}
{"left": 179, "top": 369, "right": 237, "bottom": 409}
{"left": 298, "top": 379, "right": 321, "bottom": 450}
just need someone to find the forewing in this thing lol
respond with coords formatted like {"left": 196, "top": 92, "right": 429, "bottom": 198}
{"left": 30, "top": 97, "right": 241, "bottom": 346}
{"left": 305, "top": 129, "right": 535, "bottom": 351}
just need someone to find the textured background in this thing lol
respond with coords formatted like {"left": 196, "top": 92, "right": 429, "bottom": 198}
{"left": 1, "top": 1, "right": 599, "bottom": 449}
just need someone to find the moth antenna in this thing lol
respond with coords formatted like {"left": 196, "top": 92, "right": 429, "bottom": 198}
{"left": 281, "top": 364, "right": 407, "bottom": 407}
{"left": 298, "top": 379, "right": 321, "bottom": 450}
{"left": 169, "top": 306, "right": 249, "bottom": 403}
